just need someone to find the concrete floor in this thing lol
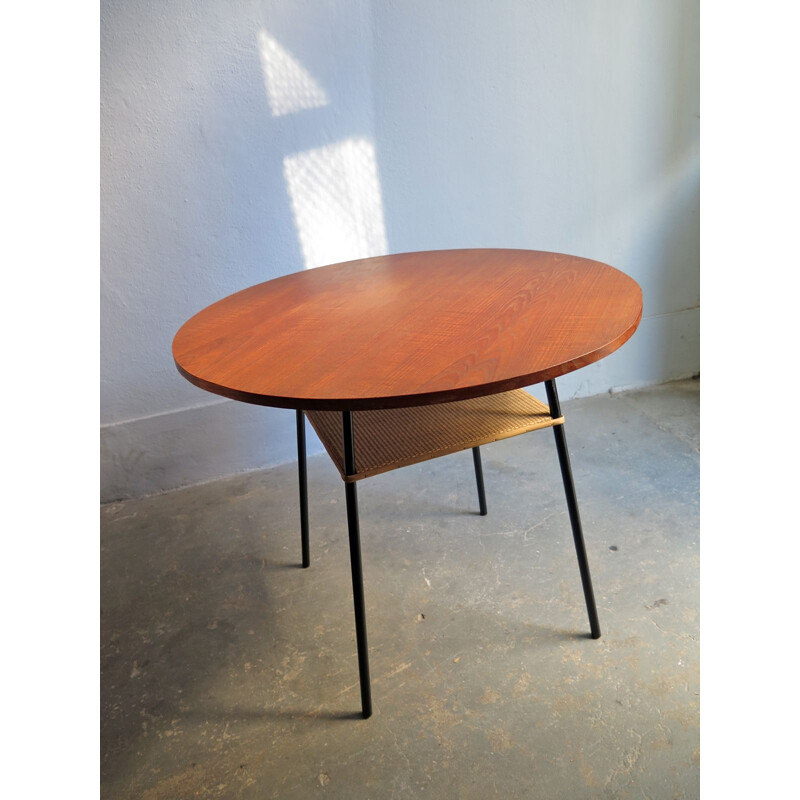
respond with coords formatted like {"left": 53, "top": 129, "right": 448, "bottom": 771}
{"left": 101, "top": 379, "right": 699, "bottom": 799}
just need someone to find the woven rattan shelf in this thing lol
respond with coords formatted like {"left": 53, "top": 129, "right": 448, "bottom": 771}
{"left": 305, "top": 388, "right": 563, "bottom": 483}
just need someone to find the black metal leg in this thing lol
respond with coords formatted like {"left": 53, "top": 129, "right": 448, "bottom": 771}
{"left": 472, "top": 446, "right": 488, "bottom": 516}
{"left": 342, "top": 411, "right": 372, "bottom": 718}
{"left": 544, "top": 380, "right": 602, "bottom": 639}
{"left": 297, "top": 410, "right": 310, "bottom": 568}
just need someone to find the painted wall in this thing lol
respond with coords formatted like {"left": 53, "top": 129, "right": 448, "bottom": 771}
{"left": 101, "top": 0, "right": 699, "bottom": 501}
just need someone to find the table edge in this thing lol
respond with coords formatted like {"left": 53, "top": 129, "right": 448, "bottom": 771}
{"left": 173, "top": 303, "right": 642, "bottom": 411}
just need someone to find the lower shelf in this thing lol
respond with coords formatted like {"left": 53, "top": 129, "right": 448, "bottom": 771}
{"left": 305, "top": 389, "right": 563, "bottom": 483}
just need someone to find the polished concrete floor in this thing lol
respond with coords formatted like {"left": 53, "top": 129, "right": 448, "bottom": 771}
{"left": 101, "top": 379, "right": 699, "bottom": 799}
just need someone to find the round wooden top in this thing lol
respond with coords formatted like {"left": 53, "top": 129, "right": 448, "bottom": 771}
{"left": 173, "top": 249, "right": 642, "bottom": 411}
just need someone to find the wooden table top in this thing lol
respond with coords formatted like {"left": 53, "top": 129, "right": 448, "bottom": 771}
{"left": 173, "top": 249, "right": 642, "bottom": 411}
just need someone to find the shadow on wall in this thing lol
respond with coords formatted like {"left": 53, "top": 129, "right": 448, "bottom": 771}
{"left": 256, "top": 29, "right": 388, "bottom": 269}
{"left": 182, "top": 16, "right": 391, "bottom": 289}
{"left": 256, "top": 30, "right": 388, "bottom": 268}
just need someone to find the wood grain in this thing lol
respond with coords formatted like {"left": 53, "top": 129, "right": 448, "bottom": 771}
{"left": 173, "top": 249, "right": 642, "bottom": 411}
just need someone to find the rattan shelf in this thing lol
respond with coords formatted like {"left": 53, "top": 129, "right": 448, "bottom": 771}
{"left": 305, "top": 388, "right": 563, "bottom": 483}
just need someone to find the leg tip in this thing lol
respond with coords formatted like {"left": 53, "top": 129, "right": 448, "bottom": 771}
{"left": 591, "top": 631, "right": 601, "bottom": 640}
{"left": 361, "top": 708, "right": 372, "bottom": 719}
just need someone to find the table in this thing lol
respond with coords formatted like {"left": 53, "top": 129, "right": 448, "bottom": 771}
{"left": 173, "top": 248, "right": 643, "bottom": 718}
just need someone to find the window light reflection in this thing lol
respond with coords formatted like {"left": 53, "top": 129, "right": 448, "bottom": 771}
{"left": 257, "top": 30, "right": 328, "bottom": 118}
{"left": 283, "top": 138, "right": 389, "bottom": 269}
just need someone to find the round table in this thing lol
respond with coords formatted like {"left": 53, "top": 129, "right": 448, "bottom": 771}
{"left": 173, "top": 248, "right": 642, "bottom": 411}
{"left": 173, "top": 248, "right": 643, "bottom": 718}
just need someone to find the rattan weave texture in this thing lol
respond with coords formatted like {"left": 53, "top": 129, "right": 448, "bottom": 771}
{"left": 305, "top": 389, "right": 563, "bottom": 482}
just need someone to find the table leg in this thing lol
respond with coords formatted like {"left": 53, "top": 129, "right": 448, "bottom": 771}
{"left": 544, "top": 380, "right": 602, "bottom": 639}
{"left": 472, "top": 446, "right": 488, "bottom": 516}
{"left": 342, "top": 411, "right": 373, "bottom": 718}
{"left": 297, "top": 410, "right": 310, "bottom": 568}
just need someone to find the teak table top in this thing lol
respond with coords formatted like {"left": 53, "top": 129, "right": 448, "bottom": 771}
{"left": 173, "top": 249, "right": 642, "bottom": 411}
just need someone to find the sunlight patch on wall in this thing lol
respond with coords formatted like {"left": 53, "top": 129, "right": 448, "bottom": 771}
{"left": 257, "top": 30, "right": 328, "bottom": 117}
{"left": 283, "top": 138, "right": 389, "bottom": 269}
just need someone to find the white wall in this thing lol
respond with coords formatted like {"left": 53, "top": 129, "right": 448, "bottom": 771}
{"left": 101, "top": 0, "right": 699, "bottom": 501}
